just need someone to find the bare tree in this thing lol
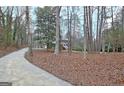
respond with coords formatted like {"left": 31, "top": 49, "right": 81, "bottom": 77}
{"left": 102, "top": 7, "right": 106, "bottom": 52}
{"left": 122, "top": 6, "right": 124, "bottom": 32}
{"left": 111, "top": 6, "right": 116, "bottom": 52}
{"left": 26, "top": 6, "right": 32, "bottom": 55}
{"left": 85, "top": 6, "right": 93, "bottom": 52}
{"left": 66, "top": 6, "right": 73, "bottom": 55}
{"left": 88, "top": 6, "right": 93, "bottom": 52}
{"left": 83, "top": 6, "right": 87, "bottom": 58}
{"left": 54, "top": 6, "right": 61, "bottom": 54}
{"left": 96, "top": 6, "right": 100, "bottom": 51}
{"left": 98, "top": 6, "right": 104, "bottom": 52}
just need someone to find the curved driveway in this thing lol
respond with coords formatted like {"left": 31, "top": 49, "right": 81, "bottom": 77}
{"left": 0, "top": 48, "right": 71, "bottom": 86}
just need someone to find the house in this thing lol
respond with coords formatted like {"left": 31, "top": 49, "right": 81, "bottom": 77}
{"left": 60, "top": 39, "right": 68, "bottom": 50}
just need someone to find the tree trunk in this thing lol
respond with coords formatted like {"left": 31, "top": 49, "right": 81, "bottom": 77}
{"left": 83, "top": 6, "right": 87, "bottom": 58}
{"left": 113, "top": 46, "right": 115, "bottom": 52}
{"left": 96, "top": 6, "right": 100, "bottom": 52}
{"left": 122, "top": 6, "right": 124, "bottom": 32}
{"left": 102, "top": 7, "right": 106, "bottom": 53}
{"left": 54, "top": 6, "right": 61, "bottom": 54}
{"left": 107, "top": 42, "right": 110, "bottom": 52}
{"left": 98, "top": 6, "right": 104, "bottom": 52}
{"left": 85, "top": 7, "right": 89, "bottom": 52}
{"left": 26, "top": 6, "right": 32, "bottom": 55}
{"left": 67, "top": 6, "right": 70, "bottom": 54}
{"left": 85, "top": 6, "right": 93, "bottom": 52}
{"left": 68, "top": 7, "right": 72, "bottom": 55}
{"left": 88, "top": 6, "right": 93, "bottom": 52}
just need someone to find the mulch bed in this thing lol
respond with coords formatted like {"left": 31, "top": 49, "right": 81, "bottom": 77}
{"left": 26, "top": 50, "right": 124, "bottom": 86}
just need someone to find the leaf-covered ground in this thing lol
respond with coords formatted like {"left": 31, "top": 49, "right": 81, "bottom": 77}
{"left": 0, "top": 45, "right": 26, "bottom": 58}
{"left": 26, "top": 50, "right": 124, "bottom": 85}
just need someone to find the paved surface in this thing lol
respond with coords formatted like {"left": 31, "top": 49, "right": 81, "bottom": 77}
{"left": 0, "top": 48, "right": 71, "bottom": 86}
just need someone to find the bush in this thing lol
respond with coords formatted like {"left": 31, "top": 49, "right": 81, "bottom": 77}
{"left": 72, "top": 47, "right": 82, "bottom": 51}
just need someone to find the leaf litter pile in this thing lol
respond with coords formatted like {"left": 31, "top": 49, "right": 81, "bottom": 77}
{"left": 26, "top": 50, "right": 124, "bottom": 85}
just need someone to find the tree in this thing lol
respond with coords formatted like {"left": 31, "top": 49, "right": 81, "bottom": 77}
{"left": 26, "top": 6, "right": 32, "bottom": 55}
{"left": 14, "top": 7, "right": 27, "bottom": 48}
{"left": 83, "top": 6, "right": 87, "bottom": 58}
{"left": 101, "top": 7, "right": 107, "bottom": 52}
{"left": 60, "top": 6, "right": 82, "bottom": 52}
{"left": 70, "top": 7, "right": 82, "bottom": 51}
{"left": 96, "top": 6, "right": 100, "bottom": 51}
{"left": 3, "top": 7, "right": 14, "bottom": 47}
{"left": 84, "top": 6, "right": 93, "bottom": 52}
{"left": 54, "top": 6, "right": 61, "bottom": 54}
{"left": 122, "top": 6, "right": 124, "bottom": 32}
{"left": 35, "top": 6, "right": 56, "bottom": 50}
{"left": 97, "top": 6, "right": 104, "bottom": 52}
{"left": 0, "top": 7, "right": 28, "bottom": 48}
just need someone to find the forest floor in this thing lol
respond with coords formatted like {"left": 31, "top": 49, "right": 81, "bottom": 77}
{"left": 0, "top": 45, "right": 26, "bottom": 58}
{"left": 26, "top": 50, "right": 124, "bottom": 86}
